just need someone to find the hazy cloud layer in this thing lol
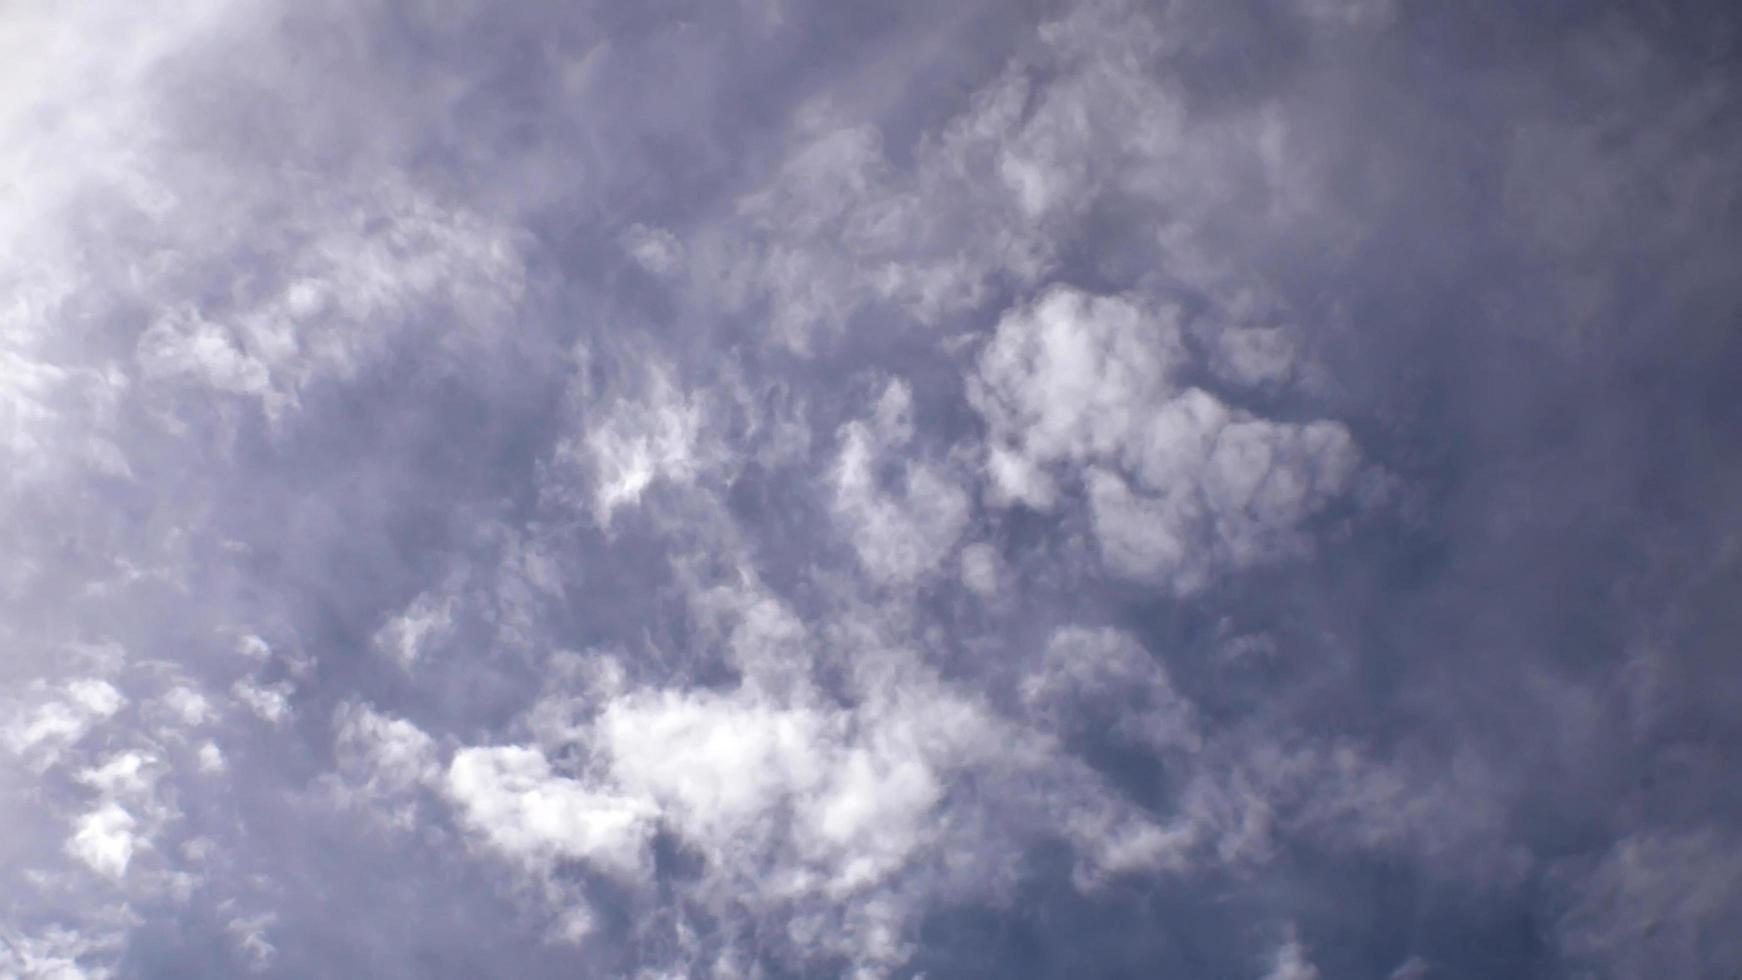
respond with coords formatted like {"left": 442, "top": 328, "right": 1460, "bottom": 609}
{"left": 3, "top": 0, "right": 1740, "bottom": 977}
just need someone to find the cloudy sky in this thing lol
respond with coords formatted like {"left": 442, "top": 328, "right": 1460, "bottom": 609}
{"left": 3, "top": 0, "right": 1740, "bottom": 977}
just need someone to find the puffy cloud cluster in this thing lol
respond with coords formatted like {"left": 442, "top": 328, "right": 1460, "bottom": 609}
{"left": 972, "top": 286, "right": 1363, "bottom": 592}
{"left": 427, "top": 596, "right": 1034, "bottom": 972}
{"left": 830, "top": 380, "right": 971, "bottom": 586}
{"left": 3, "top": 0, "right": 1740, "bottom": 976}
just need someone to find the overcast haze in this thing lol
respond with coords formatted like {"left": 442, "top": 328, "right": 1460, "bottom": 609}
{"left": 3, "top": 1, "right": 1741, "bottom": 977}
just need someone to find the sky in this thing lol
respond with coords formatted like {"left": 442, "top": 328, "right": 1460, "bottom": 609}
{"left": 2, "top": 0, "right": 1740, "bottom": 977}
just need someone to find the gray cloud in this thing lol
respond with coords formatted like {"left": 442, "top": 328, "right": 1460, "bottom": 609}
{"left": 3, "top": 0, "right": 1740, "bottom": 977}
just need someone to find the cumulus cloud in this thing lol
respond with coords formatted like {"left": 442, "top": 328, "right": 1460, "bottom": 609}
{"left": 413, "top": 593, "right": 1267, "bottom": 973}
{"left": 446, "top": 745, "right": 658, "bottom": 881}
{"left": 157, "top": 685, "right": 215, "bottom": 727}
{"left": 437, "top": 635, "right": 1017, "bottom": 970}
{"left": 597, "top": 688, "right": 832, "bottom": 836}
{"left": 5, "top": 679, "right": 126, "bottom": 764}
{"left": 830, "top": 379, "right": 971, "bottom": 586}
{"left": 66, "top": 802, "right": 141, "bottom": 879}
{"left": 339, "top": 706, "right": 438, "bottom": 785}
{"left": 231, "top": 680, "right": 293, "bottom": 726}
{"left": 2, "top": 0, "right": 1738, "bottom": 976}
{"left": 972, "top": 286, "right": 1363, "bottom": 592}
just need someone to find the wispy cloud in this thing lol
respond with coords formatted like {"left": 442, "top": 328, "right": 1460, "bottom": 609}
{"left": 2, "top": 0, "right": 1738, "bottom": 976}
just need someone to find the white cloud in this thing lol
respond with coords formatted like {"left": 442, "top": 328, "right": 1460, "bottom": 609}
{"left": 4, "top": 679, "right": 126, "bottom": 763}
{"left": 236, "top": 635, "right": 272, "bottom": 661}
{"left": 790, "top": 682, "right": 1000, "bottom": 897}
{"left": 692, "top": 87, "right": 1042, "bottom": 352}
{"left": 227, "top": 912, "right": 278, "bottom": 972}
{"left": 445, "top": 745, "right": 657, "bottom": 881}
{"left": 0, "top": 0, "right": 220, "bottom": 493}
{"left": 76, "top": 751, "right": 157, "bottom": 799}
{"left": 0, "top": 1, "right": 1716, "bottom": 977}
{"left": 563, "top": 358, "right": 708, "bottom": 526}
{"left": 623, "top": 224, "right": 683, "bottom": 276}
{"left": 64, "top": 679, "right": 125, "bottom": 717}
{"left": 1064, "top": 801, "right": 1196, "bottom": 887}
{"left": 197, "top": 741, "right": 225, "bottom": 774}
{"left": 158, "top": 685, "right": 214, "bottom": 727}
{"left": 372, "top": 591, "right": 454, "bottom": 670}
{"left": 231, "top": 680, "right": 292, "bottom": 726}
{"left": 133, "top": 178, "right": 527, "bottom": 421}
{"left": 438, "top": 593, "right": 1049, "bottom": 973}
{"left": 4, "top": 1, "right": 529, "bottom": 435}
{"left": 1085, "top": 465, "right": 1202, "bottom": 589}
{"left": 1264, "top": 930, "right": 1321, "bottom": 980}
{"left": 830, "top": 379, "right": 969, "bottom": 586}
{"left": 971, "top": 287, "right": 1185, "bottom": 485}
{"left": 588, "top": 663, "right": 1007, "bottom": 904}
{"left": 546, "top": 905, "right": 596, "bottom": 947}
{"left": 334, "top": 702, "right": 440, "bottom": 795}
{"left": 0, "top": 345, "right": 74, "bottom": 480}
{"left": 57, "top": 748, "right": 177, "bottom": 889}
{"left": 0, "top": 923, "right": 117, "bottom": 980}
{"left": 687, "top": 0, "right": 1286, "bottom": 356}
{"left": 971, "top": 286, "right": 1362, "bottom": 592}
{"left": 66, "top": 802, "right": 139, "bottom": 878}
{"left": 598, "top": 689, "right": 830, "bottom": 836}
